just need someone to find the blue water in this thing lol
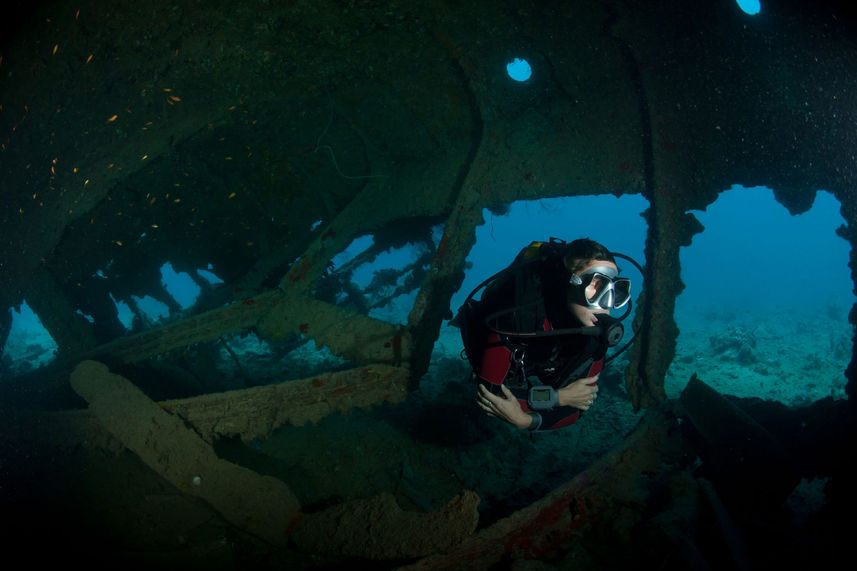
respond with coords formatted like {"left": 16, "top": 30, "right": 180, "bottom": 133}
{"left": 680, "top": 186, "right": 850, "bottom": 314}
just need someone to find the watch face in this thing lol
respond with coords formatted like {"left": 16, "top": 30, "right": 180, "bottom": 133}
{"left": 532, "top": 389, "right": 551, "bottom": 401}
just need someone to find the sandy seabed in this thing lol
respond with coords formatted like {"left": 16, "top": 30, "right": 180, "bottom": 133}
{"left": 665, "top": 300, "right": 851, "bottom": 406}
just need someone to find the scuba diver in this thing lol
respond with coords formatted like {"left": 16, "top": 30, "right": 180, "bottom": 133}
{"left": 456, "top": 237, "right": 640, "bottom": 431}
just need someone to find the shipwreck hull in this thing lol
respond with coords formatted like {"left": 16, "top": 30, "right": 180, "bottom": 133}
{"left": 1, "top": 0, "right": 856, "bottom": 567}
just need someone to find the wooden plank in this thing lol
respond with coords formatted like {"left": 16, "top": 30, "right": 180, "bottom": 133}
{"left": 69, "top": 360, "right": 301, "bottom": 546}
{"left": 82, "top": 290, "right": 282, "bottom": 365}
{"left": 160, "top": 363, "right": 410, "bottom": 442}
{"left": 258, "top": 295, "right": 411, "bottom": 365}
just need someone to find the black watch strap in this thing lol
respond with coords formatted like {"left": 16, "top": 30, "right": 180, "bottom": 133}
{"left": 527, "top": 413, "right": 543, "bottom": 431}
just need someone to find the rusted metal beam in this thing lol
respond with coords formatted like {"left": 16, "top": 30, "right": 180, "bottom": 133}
{"left": 81, "top": 289, "right": 282, "bottom": 365}
{"left": 69, "top": 360, "right": 302, "bottom": 546}
{"left": 258, "top": 295, "right": 411, "bottom": 366}
{"left": 24, "top": 267, "right": 99, "bottom": 357}
{"left": 160, "top": 363, "right": 409, "bottom": 442}
{"left": 18, "top": 363, "right": 408, "bottom": 448}
{"left": 73, "top": 290, "right": 410, "bottom": 368}
{"left": 291, "top": 491, "right": 480, "bottom": 559}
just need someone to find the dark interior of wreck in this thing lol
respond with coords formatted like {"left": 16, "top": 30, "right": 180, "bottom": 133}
{"left": 2, "top": 0, "right": 857, "bottom": 568}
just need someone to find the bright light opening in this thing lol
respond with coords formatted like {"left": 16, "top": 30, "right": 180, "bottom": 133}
{"left": 75, "top": 310, "right": 95, "bottom": 323}
{"left": 670, "top": 186, "right": 851, "bottom": 406}
{"left": 736, "top": 0, "right": 761, "bottom": 15}
{"left": 200, "top": 263, "right": 224, "bottom": 285}
{"left": 506, "top": 58, "right": 532, "bottom": 82}
{"left": 134, "top": 295, "right": 171, "bottom": 322}
{"left": 111, "top": 294, "right": 135, "bottom": 330}
{"left": 2, "top": 300, "right": 59, "bottom": 376}
{"left": 331, "top": 235, "right": 374, "bottom": 270}
{"left": 160, "top": 262, "right": 201, "bottom": 309}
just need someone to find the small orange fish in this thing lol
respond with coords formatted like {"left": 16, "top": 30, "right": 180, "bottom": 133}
{"left": 107, "top": 114, "right": 118, "bottom": 122}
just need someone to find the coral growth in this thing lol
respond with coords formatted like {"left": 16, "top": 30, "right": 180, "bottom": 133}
{"left": 709, "top": 326, "right": 757, "bottom": 365}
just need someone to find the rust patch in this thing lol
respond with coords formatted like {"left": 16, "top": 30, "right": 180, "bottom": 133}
{"left": 289, "top": 259, "right": 312, "bottom": 281}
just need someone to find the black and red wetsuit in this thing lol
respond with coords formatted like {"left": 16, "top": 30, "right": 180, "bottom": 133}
{"left": 471, "top": 241, "right": 607, "bottom": 431}
{"left": 478, "top": 326, "right": 602, "bottom": 432}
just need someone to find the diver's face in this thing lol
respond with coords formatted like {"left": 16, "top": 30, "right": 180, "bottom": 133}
{"left": 568, "top": 259, "right": 619, "bottom": 327}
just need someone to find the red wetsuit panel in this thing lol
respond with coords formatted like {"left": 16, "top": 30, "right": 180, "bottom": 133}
{"left": 479, "top": 332, "right": 513, "bottom": 388}
{"left": 477, "top": 323, "right": 601, "bottom": 431}
{"left": 478, "top": 317, "right": 552, "bottom": 388}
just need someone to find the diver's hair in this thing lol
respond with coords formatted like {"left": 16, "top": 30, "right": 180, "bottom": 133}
{"left": 562, "top": 238, "right": 615, "bottom": 275}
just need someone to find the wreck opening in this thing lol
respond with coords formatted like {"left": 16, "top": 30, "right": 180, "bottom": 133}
{"left": 318, "top": 220, "right": 444, "bottom": 325}
{"left": 0, "top": 260, "right": 229, "bottom": 380}
{"left": 120, "top": 262, "right": 228, "bottom": 330}
{"left": 159, "top": 262, "right": 202, "bottom": 311}
{"left": 1, "top": 301, "right": 58, "bottom": 378}
{"left": 668, "top": 185, "right": 852, "bottom": 405}
{"left": 736, "top": 0, "right": 762, "bottom": 16}
{"left": 505, "top": 57, "right": 533, "bottom": 82}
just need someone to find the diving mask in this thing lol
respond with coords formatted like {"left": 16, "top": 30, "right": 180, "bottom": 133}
{"left": 569, "top": 265, "right": 632, "bottom": 311}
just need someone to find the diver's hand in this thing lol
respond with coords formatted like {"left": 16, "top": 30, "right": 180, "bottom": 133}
{"left": 558, "top": 375, "right": 599, "bottom": 411}
{"left": 477, "top": 384, "right": 531, "bottom": 429}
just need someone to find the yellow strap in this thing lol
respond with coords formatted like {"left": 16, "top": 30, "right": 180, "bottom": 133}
{"left": 519, "top": 241, "right": 546, "bottom": 261}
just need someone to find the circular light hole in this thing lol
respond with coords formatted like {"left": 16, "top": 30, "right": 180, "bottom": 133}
{"left": 506, "top": 58, "right": 532, "bottom": 82}
{"left": 736, "top": 0, "right": 761, "bottom": 15}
